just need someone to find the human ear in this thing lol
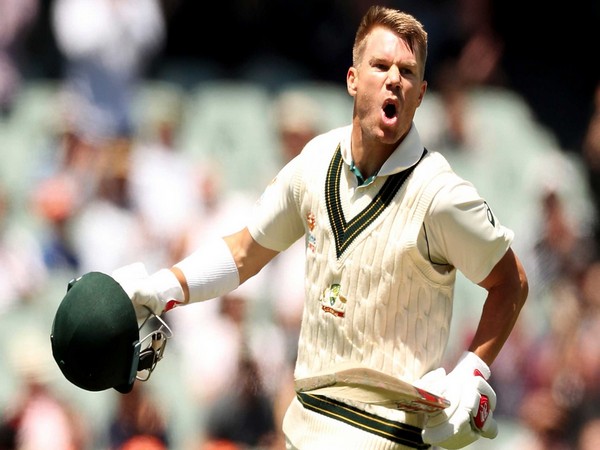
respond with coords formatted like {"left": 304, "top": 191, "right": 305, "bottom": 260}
{"left": 347, "top": 67, "right": 358, "bottom": 96}
{"left": 417, "top": 80, "right": 427, "bottom": 105}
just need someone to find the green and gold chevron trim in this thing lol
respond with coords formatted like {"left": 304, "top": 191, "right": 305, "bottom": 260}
{"left": 325, "top": 146, "right": 426, "bottom": 258}
{"left": 297, "top": 392, "right": 430, "bottom": 449}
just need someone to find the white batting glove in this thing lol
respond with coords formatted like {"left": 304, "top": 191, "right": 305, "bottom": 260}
{"left": 111, "top": 262, "right": 185, "bottom": 326}
{"left": 416, "top": 352, "right": 498, "bottom": 449}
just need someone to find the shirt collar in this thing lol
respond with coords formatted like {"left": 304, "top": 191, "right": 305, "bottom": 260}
{"left": 340, "top": 123, "right": 424, "bottom": 179}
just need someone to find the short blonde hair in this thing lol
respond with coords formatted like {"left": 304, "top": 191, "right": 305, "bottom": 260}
{"left": 352, "top": 6, "right": 428, "bottom": 78}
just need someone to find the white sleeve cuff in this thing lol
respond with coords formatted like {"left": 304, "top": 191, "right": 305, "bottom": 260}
{"left": 174, "top": 238, "right": 240, "bottom": 303}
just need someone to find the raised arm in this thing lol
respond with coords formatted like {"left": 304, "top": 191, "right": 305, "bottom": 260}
{"left": 111, "top": 227, "right": 280, "bottom": 323}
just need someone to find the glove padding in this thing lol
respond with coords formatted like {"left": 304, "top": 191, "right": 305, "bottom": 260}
{"left": 111, "top": 262, "right": 184, "bottom": 326}
{"left": 415, "top": 352, "right": 498, "bottom": 449}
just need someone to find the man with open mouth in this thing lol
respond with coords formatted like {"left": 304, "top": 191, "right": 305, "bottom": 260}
{"left": 56, "top": 5, "right": 529, "bottom": 450}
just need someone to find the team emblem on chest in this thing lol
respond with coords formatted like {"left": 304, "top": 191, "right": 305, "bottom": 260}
{"left": 319, "top": 283, "right": 347, "bottom": 318}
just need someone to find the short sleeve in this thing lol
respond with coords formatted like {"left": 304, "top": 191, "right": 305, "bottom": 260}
{"left": 423, "top": 178, "right": 514, "bottom": 284}
{"left": 247, "top": 156, "right": 306, "bottom": 252}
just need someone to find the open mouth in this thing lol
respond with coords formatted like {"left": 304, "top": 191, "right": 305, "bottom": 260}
{"left": 383, "top": 102, "right": 397, "bottom": 119}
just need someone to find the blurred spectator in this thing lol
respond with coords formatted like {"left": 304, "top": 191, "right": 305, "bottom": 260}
{"left": 51, "top": 0, "right": 166, "bottom": 139}
{"left": 270, "top": 89, "right": 324, "bottom": 166}
{"left": 173, "top": 291, "right": 245, "bottom": 407}
{"left": 31, "top": 126, "right": 98, "bottom": 273}
{"left": 170, "top": 287, "right": 286, "bottom": 410}
{"left": 120, "top": 435, "right": 166, "bottom": 450}
{"left": 533, "top": 190, "right": 594, "bottom": 292}
{"left": 201, "top": 355, "right": 277, "bottom": 450}
{"left": 128, "top": 117, "right": 201, "bottom": 266}
{"left": 578, "top": 417, "right": 600, "bottom": 450}
{"left": 563, "top": 261, "right": 600, "bottom": 439}
{"left": 107, "top": 383, "right": 169, "bottom": 450}
{"left": 515, "top": 387, "right": 571, "bottom": 450}
{"left": 0, "top": 327, "right": 86, "bottom": 450}
{"left": 582, "top": 82, "right": 600, "bottom": 255}
{"left": 520, "top": 186, "right": 596, "bottom": 350}
{"left": 169, "top": 154, "right": 257, "bottom": 267}
{"left": 450, "top": 0, "right": 505, "bottom": 87}
{"left": 0, "top": 0, "right": 39, "bottom": 116}
{"left": 512, "top": 260, "right": 600, "bottom": 448}
{"left": 68, "top": 138, "right": 149, "bottom": 273}
{"left": 0, "top": 183, "right": 47, "bottom": 314}
{"left": 422, "top": 0, "right": 505, "bottom": 149}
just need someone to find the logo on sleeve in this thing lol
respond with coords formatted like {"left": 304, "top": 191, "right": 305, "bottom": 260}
{"left": 484, "top": 202, "right": 496, "bottom": 227}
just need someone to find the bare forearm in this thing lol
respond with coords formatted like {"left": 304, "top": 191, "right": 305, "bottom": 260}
{"left": 223, "top": 228, "right": 279, "bottom": 284}
{"left": 469, "top": 248, "right": 528, "bottom": 366}
{"left": 468, "top": 287, "right": 525, "bottom": 365}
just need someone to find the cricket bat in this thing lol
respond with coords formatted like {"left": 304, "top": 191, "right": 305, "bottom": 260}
{"left": 295, "top": 362, "right": 450, "bottom": 414}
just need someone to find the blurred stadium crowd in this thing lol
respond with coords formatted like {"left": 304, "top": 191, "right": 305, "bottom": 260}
{"left": 0, "top": 0, "right": 599, "bottom": 449}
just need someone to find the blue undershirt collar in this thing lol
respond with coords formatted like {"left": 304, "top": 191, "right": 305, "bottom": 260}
{"left": 341, "top": 123, "right": 424, "bottom": 186}
{"left": 349, "top": 161, "right": 378, "bottom": 186}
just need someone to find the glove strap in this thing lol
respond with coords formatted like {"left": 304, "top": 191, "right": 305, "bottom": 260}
{"left": 149, "top": 268, "right": 185, "bottom": 312}
{"left": 456, "top": 351, "right": 491, "bottom": 380}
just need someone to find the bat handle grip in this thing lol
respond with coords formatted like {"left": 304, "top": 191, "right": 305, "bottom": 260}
{"left": 472, "top": 369, "right": 490, "bottom": 430}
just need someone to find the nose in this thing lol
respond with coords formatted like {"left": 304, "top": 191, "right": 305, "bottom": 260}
{"left": 386, "top": 66, "right": 401, "bottom": 88}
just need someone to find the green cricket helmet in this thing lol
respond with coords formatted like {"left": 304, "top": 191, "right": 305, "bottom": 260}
{"left": 50, "top": 271, "right": 171, "bottom": 393}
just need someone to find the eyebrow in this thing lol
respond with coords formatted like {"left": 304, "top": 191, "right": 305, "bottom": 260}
{"left": 368, "top": 55, "right": 419, "bottom": 70}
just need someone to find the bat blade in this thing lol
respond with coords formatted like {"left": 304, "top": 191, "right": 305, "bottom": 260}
{"left": 295, "top": 362, "right": 450, "bottom": 414}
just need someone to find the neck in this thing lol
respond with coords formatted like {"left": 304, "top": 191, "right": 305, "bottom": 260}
{"left": 350, "top": 129, "right": 397, "bottom": 180}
